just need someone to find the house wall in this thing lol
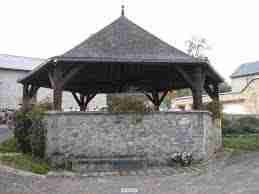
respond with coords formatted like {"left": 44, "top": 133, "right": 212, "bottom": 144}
{"left": 231, "top": 74, "right": 259, "bottom": 92}
{"left": 45, "top": 111, "right": 221, "bottom": 170}
{"left": 0, "top": 69, "right": 28, "bottom": 110}
{"left": 173, "top": 77, "right": 259, "bottom": 114}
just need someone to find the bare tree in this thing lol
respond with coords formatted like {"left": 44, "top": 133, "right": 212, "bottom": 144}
{"left": 185, "top": 36, "right": 210, "bottom": 59}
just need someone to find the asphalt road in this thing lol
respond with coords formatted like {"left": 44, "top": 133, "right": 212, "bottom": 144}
{"left": 0, "top": 125, "right": 12, "bottom": 143}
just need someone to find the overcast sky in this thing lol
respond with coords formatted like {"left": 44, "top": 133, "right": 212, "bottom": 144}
{"left": 0, "top": 0, "right": 258, "bottom": 80}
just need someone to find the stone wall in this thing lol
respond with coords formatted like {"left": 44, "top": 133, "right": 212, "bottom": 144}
{"left": 45, "top": 111, "right": 221, "bottom": 168}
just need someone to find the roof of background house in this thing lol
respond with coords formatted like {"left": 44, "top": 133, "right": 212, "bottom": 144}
{"left": 231, "top": 61, "right": 259, "bottom": 78}
{"left": 0, "top": 54, "right": 44, "bottom": 71}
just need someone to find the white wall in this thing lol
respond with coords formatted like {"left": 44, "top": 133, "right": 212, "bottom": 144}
{"left": 223, "top": 102, "right": 247, "bottom": 114}
{"left": 0, "top": 69, "right": 27, "bottom": 110}
{"left": 37, "top": 88, "right": 107, "bottom": 111}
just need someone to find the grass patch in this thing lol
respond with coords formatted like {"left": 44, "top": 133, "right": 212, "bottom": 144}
{"left": 0, "top": 154, "right": 49, "bottom": 174}
{"left": 0, "top": 137, "right": 19, "bottom": 153}
{"left": 0, "top": 137, "right": 49, "bottom": 174}
{"left": 223, "top": 133, "right": 259, "bottom": 151}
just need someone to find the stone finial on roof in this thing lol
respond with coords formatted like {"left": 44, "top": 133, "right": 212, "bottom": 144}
{"left": 121, "top": 5, "right": 125, "bottom": 16}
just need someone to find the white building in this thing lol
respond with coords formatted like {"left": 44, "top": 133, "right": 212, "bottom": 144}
{"left": 0, "top": 54, "right": 106, "bottom": 111}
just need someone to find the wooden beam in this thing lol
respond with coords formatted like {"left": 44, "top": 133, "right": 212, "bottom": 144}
{"left": 72, "top": 92, "right": 82, "bottom": 107}
{"left": 158, "top": 90, "right": 169, "bottom": 105}
{"left": 144, "top": 90, "right": 168, "bottom": 111}
{"left": 61, "top": 66, "right": 85, "bottom": 88}
{"left": 22, "top": 84, "right": 39, "bottom": 110}
{"left": 48, "top": 71, "right": 55, "bottom": 89}
{"left": 29, "top": 85, "right": 39, "bottom": 98}
{"left": 86, "top": 94, "right": 96, "bottom": 104}
{"left": 144, "top": 92, "right": 155, "bottom": 104}
{"left": 174, "top": 66, "right": 195, "bottom": 89}
{"left": 72, "top": 92, "right": 96, "bottom": 111}
{"left": 204, "top": 83, "right": 219, "bottom": 101}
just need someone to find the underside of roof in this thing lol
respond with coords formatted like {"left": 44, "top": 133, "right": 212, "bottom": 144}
{"left": 18, "top": 15, "right": 224, "bottom": 94}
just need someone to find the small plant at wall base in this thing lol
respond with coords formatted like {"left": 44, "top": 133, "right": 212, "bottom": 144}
{"left": 171, "top": 152, "right": 193, "bottom": 166}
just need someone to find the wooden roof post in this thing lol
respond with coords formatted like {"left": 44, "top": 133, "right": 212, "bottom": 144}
{"left": 152, "top": 91, "right": 160, "bottom": 111}
{"left": 53, "top": 88, "right": 62, "bottom": 111}
{"left": 22, "top": 84, "right": 39, "bottom": 111}
{"left": 192, "top": 67, "right": 205, "bottom": 110}
{"left": 213, "top": 84, "right": 219, "bottom": 102}
{"left": 22, "top": 84, "right": 30, "bottom": 110}
{"left": 48, "top": 61, "right": 63, "bottom": 111}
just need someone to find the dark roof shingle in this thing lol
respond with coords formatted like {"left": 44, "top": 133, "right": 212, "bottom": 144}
{"left": 61, "top": 16, "right": 198, "bottom": 63}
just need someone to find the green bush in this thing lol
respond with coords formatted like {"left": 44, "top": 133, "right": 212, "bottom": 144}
{"left": 28, "top": 106, "right": 47, "bottom": 159}
{"left": 13, "top": 101, "right": 50, "bottom": 158}
{"left": 232, "top": 117, "right": 259, "bottom": 133}
{"left": 222, "top": 118, "right": 236, "bottom": 135}
{"left": 222, "top": 116, "right": 259, "bottom": 135}
{"left": 0, "top": 137, "right": 19, "bottom": 153}
{"left": 108, "top": 95, "right": 152, "bottom": 113}
{"left": 13, "top": 110, "right": 32, "bottom": 153}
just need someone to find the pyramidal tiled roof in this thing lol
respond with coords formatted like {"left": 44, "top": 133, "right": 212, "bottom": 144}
{"left": 231, "top": 61, "right": 259, "bottom": 78}
{"left": 19, "top": 14, "right": 224, "bottom": 85}
{"left": 0, "top": 54, "right": 44, "bottom": 71}
{"left": 60, "top": 15, "right": 198, "bottom": 63}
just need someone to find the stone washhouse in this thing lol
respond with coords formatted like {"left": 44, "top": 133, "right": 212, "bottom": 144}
{"left": 18, "top": 7, "right": 223, "bottom": 171}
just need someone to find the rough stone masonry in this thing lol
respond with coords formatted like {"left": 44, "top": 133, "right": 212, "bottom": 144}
{"left": 44, "top": 111, "right": 221, "bottom": 170}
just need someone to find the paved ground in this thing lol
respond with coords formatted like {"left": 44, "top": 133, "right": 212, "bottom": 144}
{"left": 1, "top": 150, "right": 259, "bottom": 194}
{"left": 0, "top": 125, "right": 12, "bottom": 143}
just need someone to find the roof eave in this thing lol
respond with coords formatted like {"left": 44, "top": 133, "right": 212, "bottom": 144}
{"left": 17, "top": 58, "right": 54, "bottom": 84}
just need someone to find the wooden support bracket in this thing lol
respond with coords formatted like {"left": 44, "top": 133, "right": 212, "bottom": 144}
{"left": 144, "top": 90, "right": 169, "bottom": 111}
{"left": 72, "top": 92, "right": 96, "bottom": 111}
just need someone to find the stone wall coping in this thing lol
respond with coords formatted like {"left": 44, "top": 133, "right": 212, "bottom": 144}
{"left": 45, "top": 110, "right": 212, "bottom": 116}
